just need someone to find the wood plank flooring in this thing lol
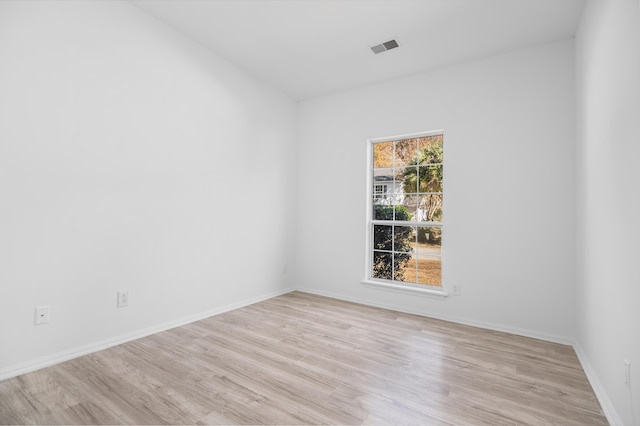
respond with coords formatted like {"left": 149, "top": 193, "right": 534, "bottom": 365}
{"left": 0, "top": 291, "right": 608, "bottom": 425}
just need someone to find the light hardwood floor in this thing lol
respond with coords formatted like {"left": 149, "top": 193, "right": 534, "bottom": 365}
{"left": 0, "top": 291, "right": 607, "bottom": 425}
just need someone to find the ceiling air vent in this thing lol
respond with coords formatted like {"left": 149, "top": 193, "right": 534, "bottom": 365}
{"left": 371, "top": 39, "right": 399, "bottom": 54}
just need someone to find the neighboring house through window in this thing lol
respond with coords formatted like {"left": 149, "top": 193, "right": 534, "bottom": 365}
{"left": 365, "top": 131, "right": 443, "bottom": 291}
{"left": 373, "top": 184, "right": 388, "bottom": 200}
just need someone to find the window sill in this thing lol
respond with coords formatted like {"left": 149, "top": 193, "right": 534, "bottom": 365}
{"left": 361, "top": 280, "right": 448, "bottom": 299}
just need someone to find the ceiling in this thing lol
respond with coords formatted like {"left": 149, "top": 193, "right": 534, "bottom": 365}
{"left": 132, "top": 0, "right": 585, "bottom": 101}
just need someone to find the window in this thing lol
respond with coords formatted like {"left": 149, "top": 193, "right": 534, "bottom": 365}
{"left": 365, "top": 131, "right": 443, "bottom": 291}
{"left": 373, "top": 184, "right": 388, "bottom": 200}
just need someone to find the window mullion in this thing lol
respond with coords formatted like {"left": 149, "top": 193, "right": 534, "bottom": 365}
{"left": 371, "top": 220, "right": 442, "bottom": 227}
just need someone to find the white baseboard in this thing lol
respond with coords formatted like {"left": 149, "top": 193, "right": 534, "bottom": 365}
{"left": 0, "top": 287, "right": 295, "bottom": 382}
{"left": 3, "top": 284, "right": 622, "bottom": 426}
{"left": 297, "top": 287, "right": 623, "bottom": 425}
{"left": 573, "top": 343, "right": 623, "bottom": 426}
{"left": 296, "top": 287, "right": 573, "bottom": 345}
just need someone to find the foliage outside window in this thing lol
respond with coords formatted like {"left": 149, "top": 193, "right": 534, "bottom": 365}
{"left": 369, "top": 133, "right": 443, "bottom": 288}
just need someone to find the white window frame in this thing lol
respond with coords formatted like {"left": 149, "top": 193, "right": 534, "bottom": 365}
{"left": 362, "top": 130, "right": 448, "bottom": 299}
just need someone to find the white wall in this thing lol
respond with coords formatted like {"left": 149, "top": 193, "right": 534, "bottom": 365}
{"left": 0, "top": 0, "right": 297, "bottom": 376}
{"left": 575, "top": 0, "right": 640, "bottom": 424}
{"left": 296, "top": 39, "right": 576, "bottom": 342}
{"left": 0, "top": 1, "right": 635, "bottom": 422}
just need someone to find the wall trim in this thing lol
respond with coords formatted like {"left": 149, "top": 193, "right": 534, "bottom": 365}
{"left": 574, "top": 343, "right": 624, "bottom": 426}
{"left": 296, "top": 287, "right": 573, "bottom": 345}
{"left": 3, "top": 284, "right": 622, "bottom": 426}
{"left": 298, "top": 287, "right": 624, "bottom": 424}
{"left": 0, "top": 287, "right": 295, "bottom": 382}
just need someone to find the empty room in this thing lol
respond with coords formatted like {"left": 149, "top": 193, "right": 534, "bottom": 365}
{"left": 0, "top": 0, "right": 638, "bottom": 424}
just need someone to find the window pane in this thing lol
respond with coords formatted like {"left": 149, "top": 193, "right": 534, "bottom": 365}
{"left": 374, "top": 167, "right": 394, "bottom": 181}
{"left": 416, "top": 193, "right": 443, "bottom": 222}
{"left": 399, "top": 166, "right": 418, "bottom": 194}
{"left": 416, "top": 257, "right": 442, "bottom": 286}
{"left": 373, "top": 141, "right": 394, "bottom": 168}
{"left": 416, "top": 226, "right": 442, "bottom": 286}
{"left": 373, "top": 204, "right": 395, "bottom": 220}
{"left": 417, "top": 226, "right": 442, "bottom": 247}
{"left": 372, "top": 183, "right": 389, "bottom": 201}
{"left": 393, "top": 226, "right": 414, "bottom": 253}
{"left": 419, "top": 135, "right": 444, "bottom": 164}
{"left": 394, "top": 138, "right": 418, "bottom": 167}
{"left": 418, "top": 165, "right": 443, "bottom": 192}
{"left": 373, "top": 251, "right": 392, "bottom": 279}
{"left": 373, "top": 225, "right": 393, "bottom": 250}
{"left": 373, "top": 168, "right": 394, "bottom": 209}
{"left": 393, "top": 253, "right": 414, "bottom": 282}
{"left": 372, "top": 202, "right": 383, "bottom": 219}
{"left": 394, "top": 194, "right": 416, "bottom": 221}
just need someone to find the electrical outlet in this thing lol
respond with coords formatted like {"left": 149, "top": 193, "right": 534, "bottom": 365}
{"left": 625, "top": 359, "right": 631, "bottom": 386}
{"left": 117, "top": 291, "right": 129, "bottom": 308}
{"left": 34, "top": 305, "right": 50, "bottom": 325}
{"left": 283, "top": 264, "right": 288, "bottom": 274}
{"left": 451, "top": 284, "right": 461, "bottom": 296}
